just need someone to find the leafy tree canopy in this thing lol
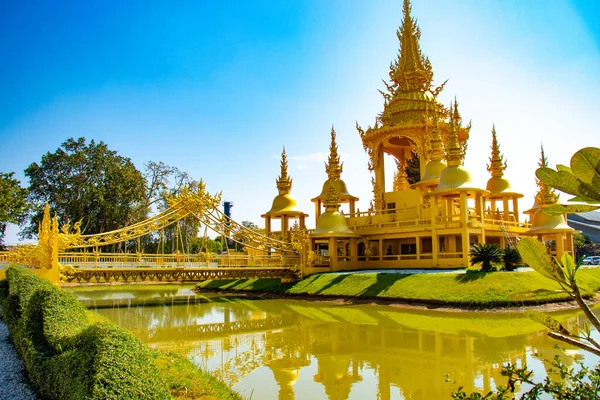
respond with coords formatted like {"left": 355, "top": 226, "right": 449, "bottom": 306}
{"left": 0, "top": 172, "right": 29, "bottom": 245}
{"left": 23, "top": 137, "right": 147, "bottom": 238}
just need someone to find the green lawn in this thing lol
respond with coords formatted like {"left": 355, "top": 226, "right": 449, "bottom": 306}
{"left": 195, "top": 267, "right": 600, "bottom": 308}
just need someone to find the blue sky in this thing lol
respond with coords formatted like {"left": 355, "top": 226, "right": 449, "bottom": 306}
{"left": 1, "top": 0, "right": 599, "bottom": 243}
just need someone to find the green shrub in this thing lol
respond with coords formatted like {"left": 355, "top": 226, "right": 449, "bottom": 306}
{"left": 469, "top": 243, "right": 504, "bottom": 272}
{"left": 502, "top": 246, "right": 522, "bottom": 271}
{"left": 1, "top": 266, "right": 170, "bottom": 400}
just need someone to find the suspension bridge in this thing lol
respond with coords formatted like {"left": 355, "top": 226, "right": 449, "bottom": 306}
{"left": 1, "top": 183, "right": 309, "bottom": 284}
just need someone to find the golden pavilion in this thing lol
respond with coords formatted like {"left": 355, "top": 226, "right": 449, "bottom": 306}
{"left": 262, "top": 0, "right": 575, "bottom": 274}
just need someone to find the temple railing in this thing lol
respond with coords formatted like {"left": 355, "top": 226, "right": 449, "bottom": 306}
{"left": 0, "top": 250, "right": 40, "bottom": 268}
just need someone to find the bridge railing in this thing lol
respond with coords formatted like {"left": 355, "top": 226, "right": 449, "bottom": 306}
{"left": 58, "top": 252, "right": 300, "bottom": 268}
{"left": 0, "top": 250, "right": 40, "bottom": 268}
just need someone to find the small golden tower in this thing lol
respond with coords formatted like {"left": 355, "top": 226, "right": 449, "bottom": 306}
{"left": 484, "top": 125, "right": 523, "bottom": 223}
{"left": 435, "top": 101, "right": 479, "bottom": 192}
{"left": 523, "top": 146, "right": 575, "bottom": 257}
{"left": 312, "top": 127, "right": 358, "bottom": 222}
{"left": 411, "top": 118, "right": 446, "bottom": 191}
{"left": 427, "top": 103, "right": 488, "bottom": 266}
{"left": 262, "top": 147, "right": 307, "bottom": 240}
{"left": 311, "top": 182, "right": 359, "bottom": 270}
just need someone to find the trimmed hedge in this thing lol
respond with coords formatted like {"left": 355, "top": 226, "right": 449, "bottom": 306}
{"left": 1, "top": 266, "right": 170, "bottom": 400}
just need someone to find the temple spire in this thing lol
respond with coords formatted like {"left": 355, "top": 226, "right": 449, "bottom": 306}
{"left": 429, "top": 119, "right": 445, "bottom": 162}
{"left": 534, "top": 144, "right": 559, "bottom": 205}
{"left": 389, "top": 0, "right": 434, "bottom": 92}
{"left": 452, "top": 97, "right": 461, "bottom": 121}
{"left": 487, "top": 125, "right": 507, "bottom": 178}
{"left": 445, "top": 103, "right": 463, "bottom": 167}
{"left": 276, "top": 147, "right": 292, "bottom": 195}
{"left": 393, "top": 160, "right": 410, "bottom": 191}
{"left": 325, "top": 126, "right": 343, "bottom": 179}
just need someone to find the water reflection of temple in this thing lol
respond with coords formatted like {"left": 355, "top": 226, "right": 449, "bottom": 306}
{"left": 92, "top": 297, "right": 588, "bottom": 400}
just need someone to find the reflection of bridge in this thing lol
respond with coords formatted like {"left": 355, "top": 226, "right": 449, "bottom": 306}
{"left": 132, "top": 314, "right": 293, "bottom": 343}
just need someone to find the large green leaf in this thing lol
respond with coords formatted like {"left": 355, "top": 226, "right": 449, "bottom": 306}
{"left": 556, "top": 164, "right": 573, "bottom": 173}
{"left": 517, "top": 237, "right": 565, "bottom": 284}
{"left": 536, "top": 168, "right": 580, "bottom": 197}
{"left": 571, "top": 147, "right": 600, "bottom": 186}
{"left": 525, "top": 310, "right": 571, "bottom": 335}
{"left": 543, "top": 203, "right": 600, "bottom": 216}
{"left": 576, "top": 181, "right": 600, "bottom": 203}
{"left": 536, "top": 168, "right": 600, "bottom": 203}
{"left": 560, "top": 253, "right": 576, "bottom": 281}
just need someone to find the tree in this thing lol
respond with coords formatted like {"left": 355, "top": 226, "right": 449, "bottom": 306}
{"left": 469, "top": 243, "right": 503, "bottom": 272}
{"left": 145, "top": 176, "right": 202, "bottom": 254}
{"left": 23, "top": 138, "right": 147, "bottom": 240}
{"left": 405, "top": 152, "right": 421, "bottom": 185}
{"left": 574, "top": 233, "right": 598, "bottom": 259}
{"left": 0, "top": 172, "right": 29, "bottom": 246}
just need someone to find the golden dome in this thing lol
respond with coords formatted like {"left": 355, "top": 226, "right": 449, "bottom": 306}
{"left": 486, "top": 176, "right": 511, "bottom": 194}
{"left": 526, "top": 208, "right": 574, "bottom": 234}
{"left": 266, "top": 194, "right": 304, "bottom": 216}
{"left": 313, "top": 178, "right": 358, "bottom": 202}
{"left": 437, "top": 165, "right": 474, "bottom": 190}
{"left": 312, "top": 211, "right": 357, "bottom": 238}
{"left": 311, "top": 183, "right": 358, "bottom": 238}
{"left": 422, "top": 159, "right": 446, "bottom": 182}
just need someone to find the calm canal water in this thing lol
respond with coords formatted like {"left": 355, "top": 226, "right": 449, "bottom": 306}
{"left": 71, "top": 285, "right": 599, "bottom": 400}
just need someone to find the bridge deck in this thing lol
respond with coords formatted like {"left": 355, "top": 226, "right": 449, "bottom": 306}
{"left": 65, "top": 266, "right": 297, "bottom": 284}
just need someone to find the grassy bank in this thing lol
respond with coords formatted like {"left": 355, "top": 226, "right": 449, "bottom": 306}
{"left": 0, "top": 266, "right": 241, "bottom": 400}
{"left": 195, "top": 267, "right": 600, "bottom": 308}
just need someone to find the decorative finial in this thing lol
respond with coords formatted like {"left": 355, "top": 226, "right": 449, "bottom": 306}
{"left": 486, "top": 125, "right": 507, "bottom": 177}
{"left": 453, "top": 97, "right": 461, "bottom": 121}
{"left": 534, "top": 144, "right": 558, "bottom": 205}
{"left": 393, "top": 159, "right": 410, "bottom": 191}
{"left": 276, "top": 147, "right": 292, "bottom": 195}
{"left": 539, "top": 144, "right": 548, "bottom": 168}
{"left": 429, "top": 117, "right": 445, "bottom": 162}
{"left": 446, "top": 102, "right": 463, "bottom": 167}
{"left": 325, "top": 126, "right": 343, "bottom": 179}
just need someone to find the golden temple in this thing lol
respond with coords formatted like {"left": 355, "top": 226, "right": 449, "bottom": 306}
{"left": 262, "top": 0, "right": 575, "bottom": 274}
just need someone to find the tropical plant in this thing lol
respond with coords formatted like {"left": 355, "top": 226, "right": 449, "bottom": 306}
{"left": 535, "top": 146, "right": 600, "bottom": 215}
{"left": 518, "top": 237, "right": 600, "bottom": 355}
{"left": 452, "top": 146, "right": 600, "bottom": 398}
{"left": 502, "top": 246, "right": 522, "bottom": 271}
{"left": 469, "top": 243, "right": 503, "bottom": 272}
